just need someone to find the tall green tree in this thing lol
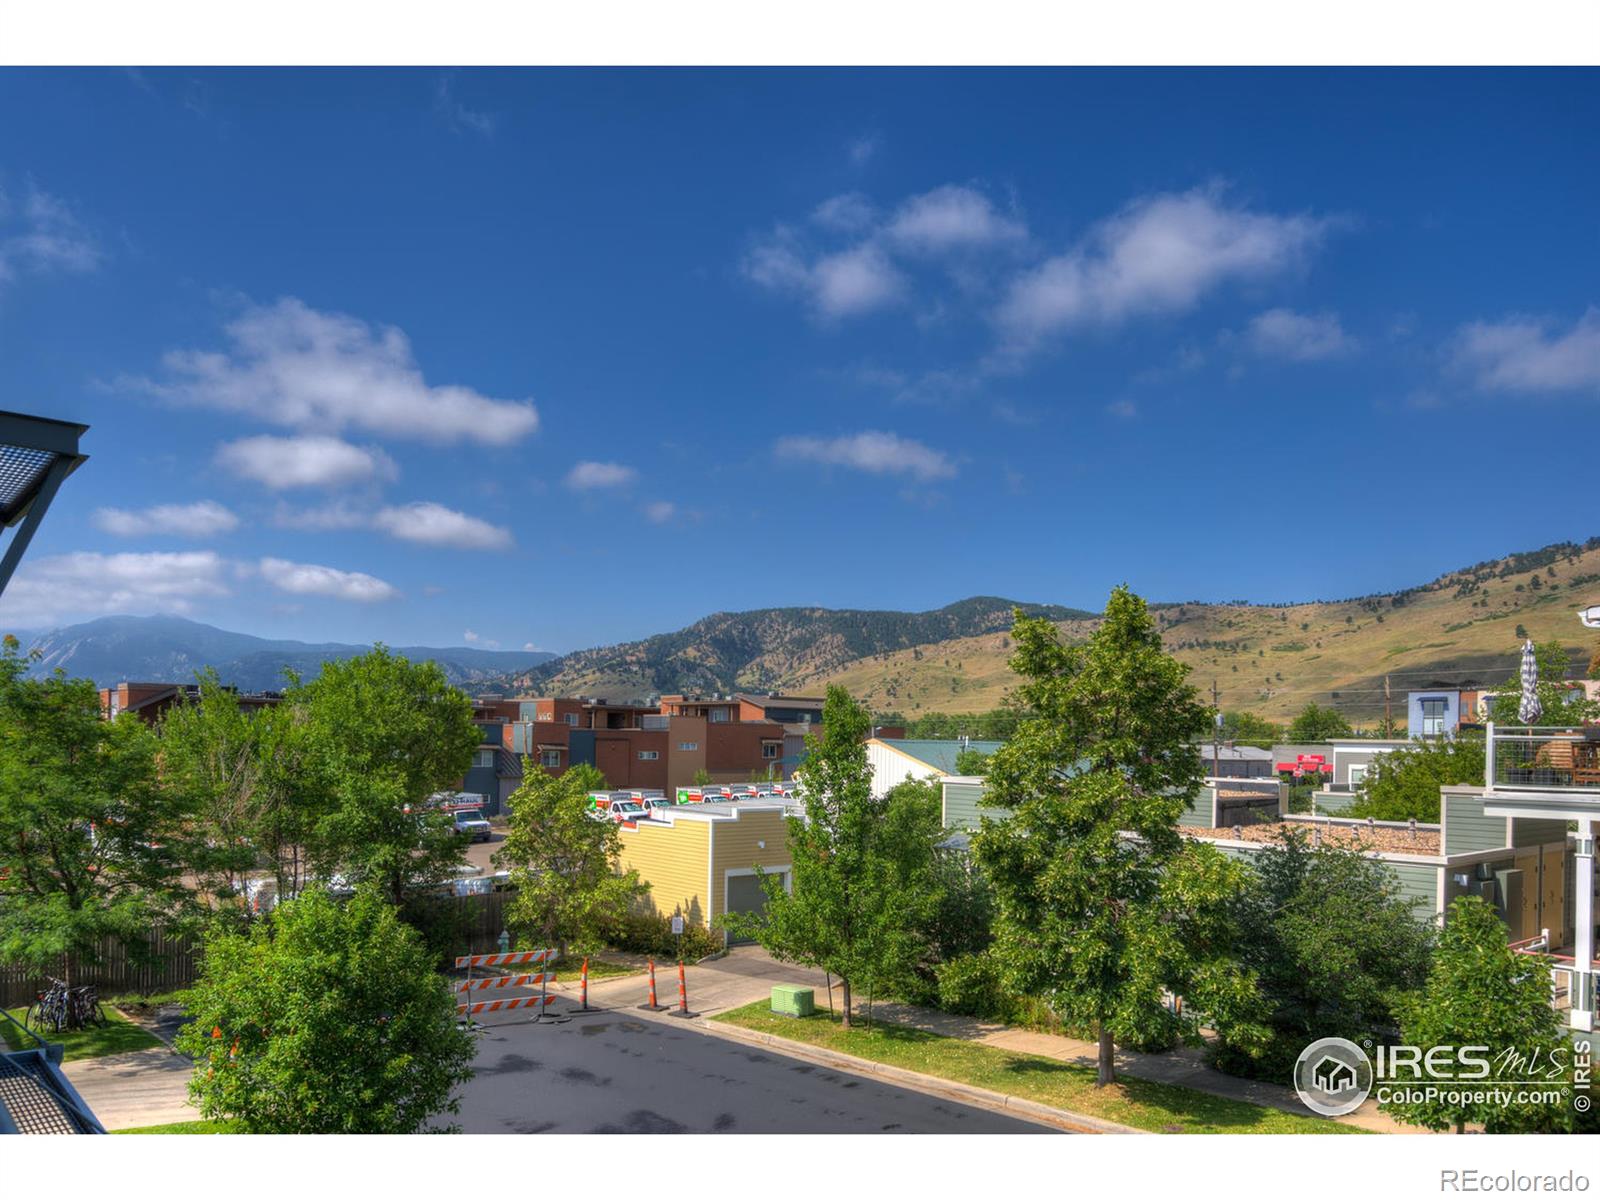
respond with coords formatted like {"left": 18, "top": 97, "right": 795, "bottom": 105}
{"left": 1213, "top": 827, "right": 1434, "bottom": 1079}
{"left": 0, "top": 638, "right": 192, "bottom": 985}
{"left": 1383, "top": 897, "right": 1569, "bottom": 1134}
{"left": 1348, "top": 735, "right": 1486, "bottom": 823}
{"left": 974, "top": 587, "right": 1252, "bottom": 1085}
{"left": 1287, "top": 701, "right": 1352, "bottom": 742}
{"left": 1219, "top": 710, "right": 1282, "bottom": 748}
{"left": 159, "top": 671, "right": 272, "bottom": 908}
{"left": 177, "top": 886, "right": 474, "bottom": 1133}
{"left": 293, "top": 647, "right": 480, "bottom": 904}
{"left": 725, "top": 686, "right": 943, "bottom": 1027}
{"left": 495, "top": 763, "right": 645, "bottom": 957}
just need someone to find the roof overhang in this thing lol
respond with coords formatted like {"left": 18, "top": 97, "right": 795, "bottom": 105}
{"left": 1483, "top": 790, "right": 1600, "bottom": 821}
{"left": 0, "top": 409, "right": 89, "bottom": 599}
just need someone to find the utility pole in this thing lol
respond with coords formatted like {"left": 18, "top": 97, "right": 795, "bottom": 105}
{"left": 1211, "top": 679, "right": 1221, "bottom": 779}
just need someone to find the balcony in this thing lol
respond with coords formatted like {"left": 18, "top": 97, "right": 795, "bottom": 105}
{"left": 1486, "top": 724, "right": 1600, "bottom": 796}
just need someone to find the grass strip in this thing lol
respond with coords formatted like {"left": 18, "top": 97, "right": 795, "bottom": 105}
{"left": 712, "top": 1001, "right": 1362, "bottom": 1135}
{"left": 2, "top": 1005, "right": 164, "bottom": 1062}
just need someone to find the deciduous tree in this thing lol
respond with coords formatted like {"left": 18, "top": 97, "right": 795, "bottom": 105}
{"left": 0, "top": 638, "right": 191, "bottom": 986}
{"left": 177, "top": 886, "right": 473, "bottom": 1133}
{"left": 1383, "top": 897, "right": 1569, "bottom": 1134}
{"left": 495, "top": 763, "right": 644, "bottom": 957}
{"left": 293, "top": 647, "right": 480, "bottom": 904}
{"left": 974, "top": 587, "right": 1252, "bottom": 1085}
{"left": 1287, "top": 701, "right": 1352, "bottom": 742}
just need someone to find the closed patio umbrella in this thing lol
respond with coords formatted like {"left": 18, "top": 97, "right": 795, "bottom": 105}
{"left": 1518, "top": 638, "right": 1542, "bottom": 725}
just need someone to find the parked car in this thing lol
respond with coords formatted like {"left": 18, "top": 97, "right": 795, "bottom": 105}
{"left": 453, "top": 808, "right": 492, "bottom": 843}
{"left": 603, "top": 799, "right": 647, "bottom": 823}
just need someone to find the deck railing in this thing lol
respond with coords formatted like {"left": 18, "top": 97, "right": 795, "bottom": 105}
{"left": 1486, "top": 723, "right": 1600, "bottom": 793}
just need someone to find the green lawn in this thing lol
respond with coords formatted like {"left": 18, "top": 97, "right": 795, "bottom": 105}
{"left": 1, "top": 1005, "right": 164, "bottom": 1061}
{"left": 113, "top": 1120, "right": 234, "bottom": 1135}
{"left": 712, "top": 1002, "right": 1362, "bottom": 1135}
{"left": 552, "top": 956, "right": 640, "bottom": 982}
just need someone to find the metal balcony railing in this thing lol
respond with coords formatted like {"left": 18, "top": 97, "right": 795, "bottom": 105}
{"left": 1486, "top": 724, "right": 1600, "bottom": 792}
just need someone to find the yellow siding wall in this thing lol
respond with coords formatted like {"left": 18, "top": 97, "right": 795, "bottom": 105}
{"left": 617, "top": 819, "right": 711, "bottom": 929}
{"left": 708, "top": 808, "right": 791, "bottom": 923}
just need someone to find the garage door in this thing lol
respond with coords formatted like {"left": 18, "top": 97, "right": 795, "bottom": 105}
{"left": 725, "top": 871, "right": 787, "bottom": 944}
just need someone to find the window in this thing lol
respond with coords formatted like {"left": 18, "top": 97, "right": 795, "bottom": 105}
{"left": 678, "top": 741, "right": 699, "bottom": 751}
{"left": 539, "top": 749, "right": 561, "bottom": 768}
{"left": 762, "top": 742, "right": 779, "bottom": 759}
{"left": 638, "top": 750, "right": 660, "bottom": 761}
{"left": 472, "top": 750, "right": 494, "bottom": 768}
{"left": 710, "top": 708, "right": 729, "bottom": 723}
{"left": 1348, "top": 764, "right": 1368, "bottom": 789}
{"left": 1420, "top": 697, "right": 1447, "bottom": 736}
{"left": 563, "top": 712, "right": 578, "bottom": 726}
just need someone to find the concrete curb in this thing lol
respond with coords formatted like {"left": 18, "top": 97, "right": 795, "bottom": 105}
{"left": 701, "top": 1016, "right": 1147, "bottom": 1135}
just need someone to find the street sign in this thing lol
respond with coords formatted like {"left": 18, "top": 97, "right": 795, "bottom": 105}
{"left": 671, "top": 916, "right": 685, "bottom": 936}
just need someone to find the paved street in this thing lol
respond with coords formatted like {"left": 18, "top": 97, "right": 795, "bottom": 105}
{"left": 451, "top": 1005, "right": 1050, "bottom": 1134}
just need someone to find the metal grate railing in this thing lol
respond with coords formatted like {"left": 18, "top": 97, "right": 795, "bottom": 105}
{"left": 1488, "top": 726, "right": 1600, "bottom": 792}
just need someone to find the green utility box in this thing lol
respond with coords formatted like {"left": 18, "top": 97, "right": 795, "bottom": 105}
{"left": 770, "top": 984, "right": 815, "bottom": 1018}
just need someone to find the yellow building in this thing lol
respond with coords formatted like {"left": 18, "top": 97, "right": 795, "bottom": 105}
{"left": 615, "top": 801, "right": 792, "bottom": 940}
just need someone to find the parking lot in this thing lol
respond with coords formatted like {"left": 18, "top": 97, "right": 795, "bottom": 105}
{"left": 450, "top": 1003, "right": 1050, "bottom": 1134}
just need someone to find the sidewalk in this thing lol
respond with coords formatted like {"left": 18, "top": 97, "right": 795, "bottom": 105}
{"left": 61, "top": 1047, "right": 197, "bottom": 1131}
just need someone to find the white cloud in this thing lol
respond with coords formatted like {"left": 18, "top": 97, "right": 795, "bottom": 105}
{"left": 1452, "top": 308, "right": 1600, "bottom": 394}
{"left": 0, "top": 550, "right": 231, "bottom": 627}
{"left": 257, "top": 557, "right": 398, "bottom": 602}
{"left": 371, "top": 501, "right": 513, "bottom": 550}
{"left": 565, "top": 461, "right": 638, "bottom": 490}
{"left": 462, "top": 629, "right": 480, "bottom": 643}
{"left": 812, "top": 193, "right": 877, "bottom": 233}
{"left": 142, "top": 298, "right": 539, "bottom": 444}
{"left": 1106, "top": 399, "right": 1138, "bottom": 419}
{"left": 997, "top": 186, "right": 1334, "bottom": 344}
{"left": 433, "top": 74, "right": 497, "bottom": 137}
{"left": 92, "top": 500, "right": 239, "bottom": 538}
{"left": 643, "top": 500, "right": 676, "bottom": 524}
{"left": 885, "top": 185, "right": 1026, "bottom": 254}
{"left": 522, "top": 641, "right": 539, "bottom": 652}
{"left": 810, "top": 245, "right": 905, "bottom": 318}
{"left": 217, "top": 434, "right": 397, "bottom": 490}
{"left": 1245, "top": 308, "right": 1355, "bottom": 361}
{"left": 848, "top": 135, "right": 878, "bottom": 165}
{"left": 0, "top": 182, "right": 100, "bottom": 286}
{"left": 776, "top": 431, "right": 956, "bottom": 482}
{"left": 743, "top": 230, "right": 904, "bottom": 320}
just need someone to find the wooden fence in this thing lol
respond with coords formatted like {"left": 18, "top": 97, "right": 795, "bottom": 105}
{"left": 0, "top": 928, "right": 201, "bottom": 1009}
{"left": 0, "top": 892, "right": 517, "bottom": 1009}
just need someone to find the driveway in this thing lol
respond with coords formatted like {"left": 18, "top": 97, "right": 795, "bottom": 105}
{"left": 451, "top": 1006, "right": 1049, "bottom": 1134}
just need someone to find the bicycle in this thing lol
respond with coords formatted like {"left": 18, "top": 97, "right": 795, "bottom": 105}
{"left": 25, "top": 977, "right": 106, "bottom": 1034}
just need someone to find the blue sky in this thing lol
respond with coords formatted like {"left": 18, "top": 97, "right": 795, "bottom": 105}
{"left": 1, "top": 67, "right": 1596, "bottom": 654}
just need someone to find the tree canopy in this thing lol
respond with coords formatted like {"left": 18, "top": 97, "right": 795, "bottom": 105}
{"left": 495, "top": 762, "right": 644, "bottom": 956}
{"left": 293, "top": 646, "right": 481, "bottom": 903}
{"left": 725, "top": 685, "right": 944, "bottom": 1026}
{"left": 0, "top": 637, "right": 192, "bottom": 982}
{"left": 1286, "top": 701, "right": 1352, "bottom": 742}
{"left": 1383, "top": 896, "right": 1570, "bottom": 1134}
{"left": 1348, "top": 735, "right": 1485, "bottom": 823}
{"left": 177, "top": 886, "right": 474, "bottom": 1133}
{"left": 974, "top": 586, "right": 1251, "bottom": 1085}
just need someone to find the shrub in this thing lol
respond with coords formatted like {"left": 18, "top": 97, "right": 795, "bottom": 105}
{"left": 604, "top": 911, "right": 722, "bottom": 961}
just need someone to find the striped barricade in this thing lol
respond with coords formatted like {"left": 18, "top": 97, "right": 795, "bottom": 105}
{"left": 456, "top": 994, "right": 557, "bottom": 1017}
{"left": 454, "top": 972, "right": 553, "bottom": 993}
{"left": 454, "top": 948, "right": 556, "bottom": 969}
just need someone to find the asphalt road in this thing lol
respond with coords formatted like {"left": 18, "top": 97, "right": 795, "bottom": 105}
{"left": 450, "top": 1006, "right": 1051, "bottom": 1134}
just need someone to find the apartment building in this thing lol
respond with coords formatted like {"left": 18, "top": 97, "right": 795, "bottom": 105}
{"left": 99, "top": 681, "right": 283, "bottom": 726}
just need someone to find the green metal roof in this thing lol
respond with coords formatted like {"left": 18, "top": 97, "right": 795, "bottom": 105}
{"left": 878, "top": 738, "right": 1005, "bottom": 775}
